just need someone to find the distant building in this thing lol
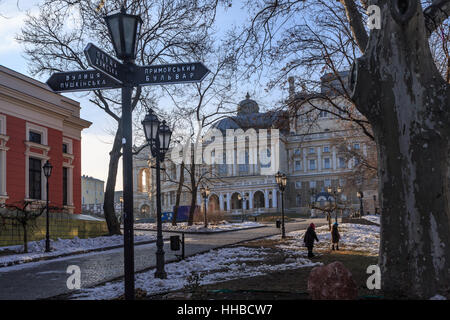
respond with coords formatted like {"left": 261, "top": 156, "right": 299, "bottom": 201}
{"left": 132, "top": 73, "right": 378, "bottom": 218}
{"left": 0, "top": 65, "right": 91, "bottom": 213}
{"left": 81, "top": 175, "right": 104, "bottom": 214}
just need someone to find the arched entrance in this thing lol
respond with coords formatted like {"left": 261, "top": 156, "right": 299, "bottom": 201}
{"left": 231, "top": 192, "right": 242, "bottom": 210}
{"left": 208, "top": 194, "right": 220, "bottom": 212}
{"left": 253, "top": 191, "right": 265, "bottom": 208}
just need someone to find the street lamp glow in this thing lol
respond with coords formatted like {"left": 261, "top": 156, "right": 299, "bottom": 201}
{"left": 104, "top": 6, "right": 142, "bottom": 61}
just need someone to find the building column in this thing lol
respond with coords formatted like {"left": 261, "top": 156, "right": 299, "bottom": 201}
{"left": 227, "top": 192, "right": 231, "bottom": 211}
{"left": 317, "top": 148, "right": 322, "bottom": 171}
{"left": 272, "top": 189, "right": 278, "bottom": 208}
{"left": 219, "top": 193, "right": 224, "bottom": 211}
{"left": 249, "top": 191, "right": 254, "bottom": 209}
{"left": 332, "top": 146, "right": 337, "bottom": 170}
{"left": 264, "top": 190, "right": 270, "bottom": 208}
{"left": 303, "top": 148, "right": 307, "bottom": 173}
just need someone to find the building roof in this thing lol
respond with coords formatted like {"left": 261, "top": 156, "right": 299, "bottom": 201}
{"left": 212, "top": 94, "right": 282, "bottom": 132}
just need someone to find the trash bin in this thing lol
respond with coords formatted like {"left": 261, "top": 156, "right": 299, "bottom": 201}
{"left": 276, "top": 220, "right": 281, "bottom": 228}
{"left": 170, "top": 235, "right": 180, "bottom": 251}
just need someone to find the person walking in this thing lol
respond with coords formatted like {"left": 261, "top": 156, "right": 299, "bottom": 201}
{"left": 331, "top": 222, "right": 340, "bottom": 251}
{"left": 304, "top": 223, "right": 319, "bottom": 258}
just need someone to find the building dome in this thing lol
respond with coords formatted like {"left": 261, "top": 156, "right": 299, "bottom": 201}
{"left": 237, "top": 93, "right": 259, "bottom": 115}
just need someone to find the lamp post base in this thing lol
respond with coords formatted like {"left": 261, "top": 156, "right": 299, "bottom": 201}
{"left": 154, "top": 271, "right": 167, "bottom": 279}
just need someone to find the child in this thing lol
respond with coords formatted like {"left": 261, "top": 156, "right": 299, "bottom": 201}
{"left": 331, "top": 222, "right": 340, "bottom": 250}
{"left": 304, "top": 223, "right": 319, "bottom": 258}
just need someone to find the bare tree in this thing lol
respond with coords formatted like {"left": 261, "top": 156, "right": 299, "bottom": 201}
{"left": 160, "top": 44, "right": 238, "bottom": 226}
{"left": 232, "top": 0, "right": 450, "bottom": 297}
{"left": 17, "top": 0, "right": 222, "bottom": 235}
{"left": 0, "top": 201, "right": 59, "bottom": 253}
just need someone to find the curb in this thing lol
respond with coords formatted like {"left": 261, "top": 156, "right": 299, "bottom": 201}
{"left": 132, "top": 225, "right": 267, "bottom": 235}
{"left": 0, "top": 239, "right": 162, "bottom": 269}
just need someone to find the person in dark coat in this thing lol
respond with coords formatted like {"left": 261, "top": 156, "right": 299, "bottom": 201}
{"left": 304, "top": 223, "right": 319, "bottom": 258}
{"left": 331, "top": 222, "right": 340, "bottom": 250}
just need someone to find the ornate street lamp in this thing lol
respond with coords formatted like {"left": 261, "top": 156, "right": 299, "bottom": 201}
{"left": 104, "top": 7, "right": 143, "bottom": 300}
{"left": 104, "top": 6, "right": 142, "bottom": 62}
{"left": 200, "top": 186, "right": 210, "bottom": 228}
{"left": 275, "top": 171, "right": 287, "bottom": 238}
{"left": 142, "top": 108, "right": 172, "bottom": 279}
{"left": 357, "top": 191, "right": 364, "bottom": 217}
{"left": 43, "top": 160, "right": 52, "bottom": 253}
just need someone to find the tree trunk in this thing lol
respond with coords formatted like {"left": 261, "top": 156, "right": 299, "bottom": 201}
{"left": 350, "top": 0, "right": 450, "bottom": 298}
{"left": 103, "top": 121, "right": 123, "bottom": 235}
{"left": 172, "top": 161, "right": 185, "bottom": 226}
{"left": 188, "top": 185, "right": 197, "bottom": 226}
{"left": 187, "top": 158, "right": 198, "bottom": 226}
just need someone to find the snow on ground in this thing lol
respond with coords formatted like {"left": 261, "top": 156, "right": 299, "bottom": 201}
{"left": 0, "top": 233, "right": 156, "bottom": 267}
{"left": 361, "top": 215, "right": 380, "bottom": 225}
{"left": 134, "top": 221, "right": 263, "bottom": 232}
{"left": 71, "top": 246, "right": 322, "bottom": 300}
{"left": 271, "top": 223, "right": 380, "bottom": 256}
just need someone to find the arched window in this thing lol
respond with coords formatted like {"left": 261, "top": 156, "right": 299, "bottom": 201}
{"left": 138, "top": 168, "right": 151, "bottom": 193}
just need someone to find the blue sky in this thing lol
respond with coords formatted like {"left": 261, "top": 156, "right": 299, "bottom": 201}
{"left": 0, "top": 0, "right": 286, "bottom": 191}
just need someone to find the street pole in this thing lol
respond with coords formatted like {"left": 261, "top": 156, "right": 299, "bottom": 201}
{"left": 360, "top": 197, "right": 364, "bottom": 217}
{"left": 122, "top": 82, "right": 135, "bottom": 300}
{"left": 45, "top": 177, "right": 50, "bottom": 252}
{"left": 155, "top": 146, "right": 167, "bottom": 279}
{"left": 281, "top": 190, "right": 286, "bottom": 239}
{"left": 204, "top": 197, "right": 207, "bottom": 228}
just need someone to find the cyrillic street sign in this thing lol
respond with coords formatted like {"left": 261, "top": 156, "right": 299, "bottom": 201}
{"left": 48, "top": 45, "right": 210, "bottom": 93}
{"left": 136, "top": 62, "right": 210, "bottom": 86}
{"left": 84, "top": 43, "right": 125, "bottom": 84}
{"left": 46, "top": 70, "right": 121, "bottom": 93}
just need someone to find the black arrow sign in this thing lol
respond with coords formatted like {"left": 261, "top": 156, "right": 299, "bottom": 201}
{"left": 84, "top": 43, "right": 125, "bottom": 84}
{"left": 136, "top": 62, "right": 210, "bottom": 86}
{"left": 46, "top": 70, "right": 121, "bottom": 93}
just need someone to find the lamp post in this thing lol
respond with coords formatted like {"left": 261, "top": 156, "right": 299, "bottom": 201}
{"left": 200, "top": 186, "right": 210, "bottom": 228}
{"left": 275, "top": 171, "right": 287, "bottom": 239}
{"left": 237, "top": 193, "right": 247, "bottom": 222}
{"left": 373, "top": 195, "right": 378, "bottom": 214}
{"left": 43, "top": 160, "right": 52, "bottom": 253}
{"left": 357, "top": 191, "right": 364, "bottom": 217}
{"left": 142, "top": 109, "right": 172, "bottom": 279}
{"left": 104, "top": 6, "right": 142, "bottom": 300}
{"left": 327, "top": 185, "right": 342, "bottom": 223}
{"left": 119, "top": 196, "right": 124, "bottom": 223}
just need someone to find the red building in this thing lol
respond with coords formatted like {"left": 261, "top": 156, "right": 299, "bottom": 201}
{"left": 0, "top": 66, "right": 91, "bottom": 214}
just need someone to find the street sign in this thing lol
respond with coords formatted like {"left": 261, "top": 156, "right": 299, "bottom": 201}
{"left": 46, "top": 70, "right": 121, "bottom": 93}
{"left": 136, "top": 62, "right": 210, "bottom": 86}
{"left": 84, "top": 43, "right": 125, "bottom": 84}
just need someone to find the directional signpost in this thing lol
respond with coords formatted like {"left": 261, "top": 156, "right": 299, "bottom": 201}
{"left": 46, "top": 16, "right": 209, "bottom": 300}
{"left": 46, "top": 70, "right": 121, "bottom": 92}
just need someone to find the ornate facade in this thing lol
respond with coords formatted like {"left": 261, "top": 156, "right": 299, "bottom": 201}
{"left": 133, "top": 76, "right": 378, "bottom": 218}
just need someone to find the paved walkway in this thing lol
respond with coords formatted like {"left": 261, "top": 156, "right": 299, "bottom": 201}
{"left": 0, "top": 218, "right": 326, "bottom": 300}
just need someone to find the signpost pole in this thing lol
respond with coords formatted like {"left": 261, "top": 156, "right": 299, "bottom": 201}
{"left": 154, "top": 146, "right": 167, "bottom": 279}
{"left": 122, "top": 83, "right": 135, "bottom": 300}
